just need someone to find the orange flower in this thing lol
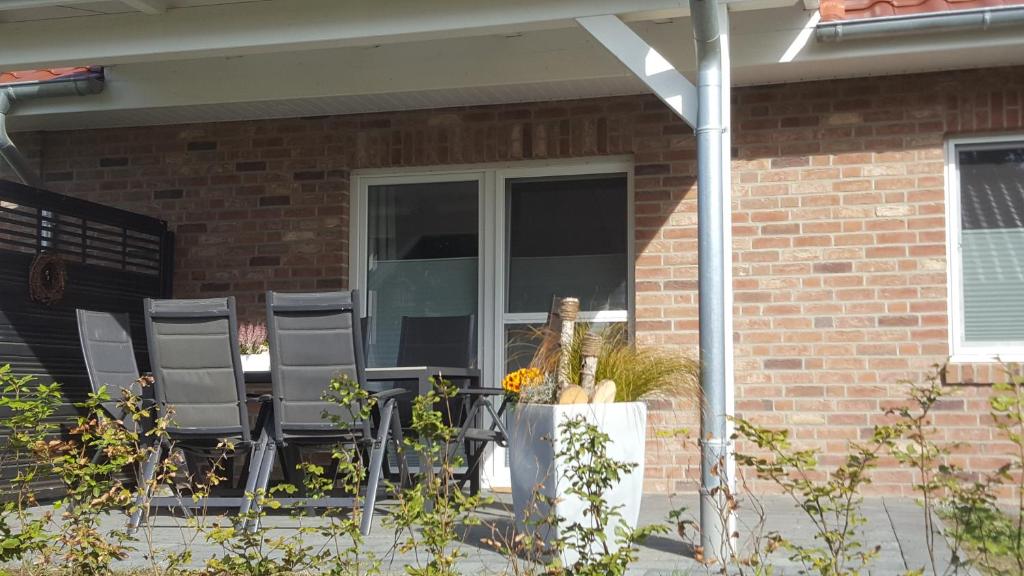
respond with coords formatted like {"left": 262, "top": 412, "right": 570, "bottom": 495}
{"left": 502, "top": 367, "right": 543, "bottom": 396}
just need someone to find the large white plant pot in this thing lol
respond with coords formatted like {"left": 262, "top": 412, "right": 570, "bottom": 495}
{"left": 509, "top": 402, "right": 647, "bottom": 564}
{"left": 240, "top": 351, "right": 270, "bottom": 373}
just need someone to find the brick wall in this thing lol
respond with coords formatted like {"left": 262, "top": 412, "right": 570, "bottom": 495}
{"left": 26, "top": 65, "right": 1024, "bottom": 495}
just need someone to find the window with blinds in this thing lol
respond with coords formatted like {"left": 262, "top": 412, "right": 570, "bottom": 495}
{"left": 949, "top": 137, "right": 1024, "bottom": 359}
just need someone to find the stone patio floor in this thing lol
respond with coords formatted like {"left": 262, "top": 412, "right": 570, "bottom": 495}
{"left": 26, "top": 493, "right": 968, "bottom": 575}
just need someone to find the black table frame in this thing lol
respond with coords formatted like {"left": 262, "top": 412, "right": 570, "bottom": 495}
{"left": 244, "top": 366, "right": 504, "bottom": 494}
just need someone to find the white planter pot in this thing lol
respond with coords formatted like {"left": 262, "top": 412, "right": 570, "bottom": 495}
{"left": 509, "top": 401, "right": 647, "bottom": 565}
{"left": 240, "top": 351, "right": 270, "bottom": 372}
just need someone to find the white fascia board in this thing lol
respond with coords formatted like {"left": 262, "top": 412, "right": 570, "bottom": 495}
{"left": 577, "top": 15, "right": 697, "bottom": 127}
{"left": 0, "top": 0, "right": 800, "bottom": 70}
{"left": 0, "top": 0, "right": 695, "bottom": 70}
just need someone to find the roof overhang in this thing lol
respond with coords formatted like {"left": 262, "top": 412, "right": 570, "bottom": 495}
{"left": 2, "top": 0, "right": 1023, "bottom": 130}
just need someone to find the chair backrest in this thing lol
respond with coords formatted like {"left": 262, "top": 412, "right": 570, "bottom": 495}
{"left": 397, "top": 315, "right": 476, "bottom": 368}
{"left": 76, "top": 309, "right": 148, "bottom": 431}
{"left": 265, "top": 290, "right": 367, "bottom": 438}
{"left": 144, "top": 297, "right": 249, "bottom": 441}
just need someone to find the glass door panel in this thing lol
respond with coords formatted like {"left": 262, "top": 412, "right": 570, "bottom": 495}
{"left": 365, "top": 180, "right": 479, "bottom": 368}
{"left": 506, "top": 175, "right": 628, "bottom": 316}
{"left": 486, "top": 173, "right": 630, "bottom": 488}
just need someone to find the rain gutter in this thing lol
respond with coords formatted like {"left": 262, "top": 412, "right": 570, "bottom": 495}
{"left": 817, "top": 5, "right": 1024, "bottom": 41}
{"left": 0, "top": 68, "right": 104, "bottom": 187}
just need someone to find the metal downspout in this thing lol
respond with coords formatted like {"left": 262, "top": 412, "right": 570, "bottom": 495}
{"left": 1, "top": 72, "right": 104, "bottom": 248}
{"left": 690, "top": 0, "right": 734, "bottom": 562}
{"left": 817, "top": 5, "right": 1024, "bottom": 41}
{"left": 0, "top": 91, "right": 41, "bottom": 187}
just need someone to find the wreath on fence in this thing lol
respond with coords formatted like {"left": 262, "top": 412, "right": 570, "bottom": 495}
{"left": 29, "top": 252, "right": 67, "bottom": 305}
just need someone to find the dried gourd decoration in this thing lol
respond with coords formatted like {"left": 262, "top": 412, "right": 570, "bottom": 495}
{"left": 29, "top": 252, "right": 67, "bottom": 305}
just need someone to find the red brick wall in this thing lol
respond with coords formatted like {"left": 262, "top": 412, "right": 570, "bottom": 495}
{"left": 28, "top": 65, "right": 1024, "bottom": 495}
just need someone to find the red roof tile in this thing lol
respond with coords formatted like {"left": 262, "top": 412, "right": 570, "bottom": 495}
{"left": 821, "top": 0, "right": 1024, "bottom": 22}
{"left": 0, "top": 67, "right": 95, "bottom": 86}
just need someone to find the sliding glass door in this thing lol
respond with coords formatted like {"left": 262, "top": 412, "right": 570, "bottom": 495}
{"left": 490, "top": 171, "right": 630, "bottom": 487}
{"left": 354, "top": 160, "right": 632, "bottom": 489}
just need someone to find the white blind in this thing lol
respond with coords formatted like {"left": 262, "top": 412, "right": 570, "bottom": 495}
{"left": 959, "top": 145, "right": 1024, "bottom": 344}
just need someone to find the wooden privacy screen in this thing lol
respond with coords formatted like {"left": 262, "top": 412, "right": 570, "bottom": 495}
{"left": 0, "top": 179, "right": 174, "bottom": 497}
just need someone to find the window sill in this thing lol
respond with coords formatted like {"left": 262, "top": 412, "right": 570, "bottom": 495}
{"left": 949, "top": 354, "right": 1024, "bottom": 364}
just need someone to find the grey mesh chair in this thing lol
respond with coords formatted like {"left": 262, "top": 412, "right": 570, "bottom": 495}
{"left": 390, "top": 314, "right": 476, "bottom": 425}
{"left": 396, "top": 314, "right": 506, "bottom": 495}
{"left": 76, "top": 309, "right": 153, "bottom": 435}
{"left": 262, "top": 289, "right": 407, "bottom": 536}
{"left": 132, "top": 296, "right": 271, "bottom": 532}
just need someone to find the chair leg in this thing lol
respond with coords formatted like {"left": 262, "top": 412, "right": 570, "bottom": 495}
{"left": 246, "top": 439, "right": 277, "bottom": 533}
{"left": 238, "top": 434, "right": 269, "bottom": 524}
{"left": 464, "top": 442, "right": 483, "bottom": 496}
{"left": 279, "top": 445, "right": 303, "bottom": 487}
{"left": 470, "top": 458, "right": 481, "bottom": 496}
{"left": 360, "top": 398, "right": 396, "bottom": 536}
{"left": 128, "top": 440, "right": 164, "bottom": 534}
{"left": 449, "top": 399, "right": 484, "bottom": 492}
{"left": 389, "top": 401, "right": 411, "bottom": 490}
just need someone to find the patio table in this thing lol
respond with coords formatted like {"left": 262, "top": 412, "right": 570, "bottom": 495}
{"left": 243, "top": 366, "right": 500, "bottom": 492}
{"left": 243, "top": 366, "right": 481, "bottom": 396}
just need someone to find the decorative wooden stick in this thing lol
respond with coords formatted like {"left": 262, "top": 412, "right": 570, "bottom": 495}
{"left": 579, "top": 332, "right": 601, "bottom": 399}
{"left": 530, "top": 295, "right": 562, "bottom": 371}
{"left": 557, "top": 297, "right": 579, "bottom": 391}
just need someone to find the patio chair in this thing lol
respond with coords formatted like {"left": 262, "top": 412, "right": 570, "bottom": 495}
{"left": 261, "top": 289, "right": 408, "bottom": 536}
{"left": 75, "top": 309, "right": 153, "bottom": 436}
{"left": 131, "top": 296, "right": 271, "bottom": 532}
{"left": 396, "top": 314, "right": 507, "bottom": 495}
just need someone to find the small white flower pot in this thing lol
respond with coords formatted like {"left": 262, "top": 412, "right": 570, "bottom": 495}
{"left": 240, "top": 351, "right": 270, "bottom": 373}
{"left": 509, "top": 401, "right": 647, "bottom": 565}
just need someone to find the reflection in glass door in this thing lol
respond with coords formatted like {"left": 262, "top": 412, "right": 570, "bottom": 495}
{"left": 364, "top": 180, "right": 480, "bottom": 368}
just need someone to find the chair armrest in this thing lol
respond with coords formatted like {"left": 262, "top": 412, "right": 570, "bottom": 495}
{"left": 246, "top": 393, "right": 273, "bottom": 404}
{"left": 424, "top": 366, "right": 480, "bottom": 378}
{"left": 369, "top": 388, "right": 410, "bottom": 402}
{"left": 454, "top": 387, "right": 506, "bottom": 397}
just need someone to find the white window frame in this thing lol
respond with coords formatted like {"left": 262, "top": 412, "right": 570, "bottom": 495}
{"left": 946, "top": 134, "right": 1024, "bottom": 362}
{"left": 495, "top": 161, "right": 635, "bottom": 331}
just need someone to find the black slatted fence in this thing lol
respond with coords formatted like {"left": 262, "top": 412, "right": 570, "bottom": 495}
{"left": 0, "top": 179, "right": 174, "bottom": 497}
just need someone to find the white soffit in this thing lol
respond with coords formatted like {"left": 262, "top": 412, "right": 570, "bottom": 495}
{"left": 10, "top": 77, "right": 649, "bottom": 130}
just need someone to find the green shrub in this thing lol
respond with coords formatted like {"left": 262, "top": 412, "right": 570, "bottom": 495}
{"left": 385, "top": 377, "right": 488, "bottom": 576}
{"left": 0, "top": 363, "right": 59, "bottom": 564}
{"left": 734, "top": 417, "right": 900, "bottom": 576}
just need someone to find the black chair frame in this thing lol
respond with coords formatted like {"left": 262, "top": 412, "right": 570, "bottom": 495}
{"left": 132, "top": 296, "right": 271, "bottom": 533}
{"left": 259, "top": 289, "right": 408, "bottom": 536}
